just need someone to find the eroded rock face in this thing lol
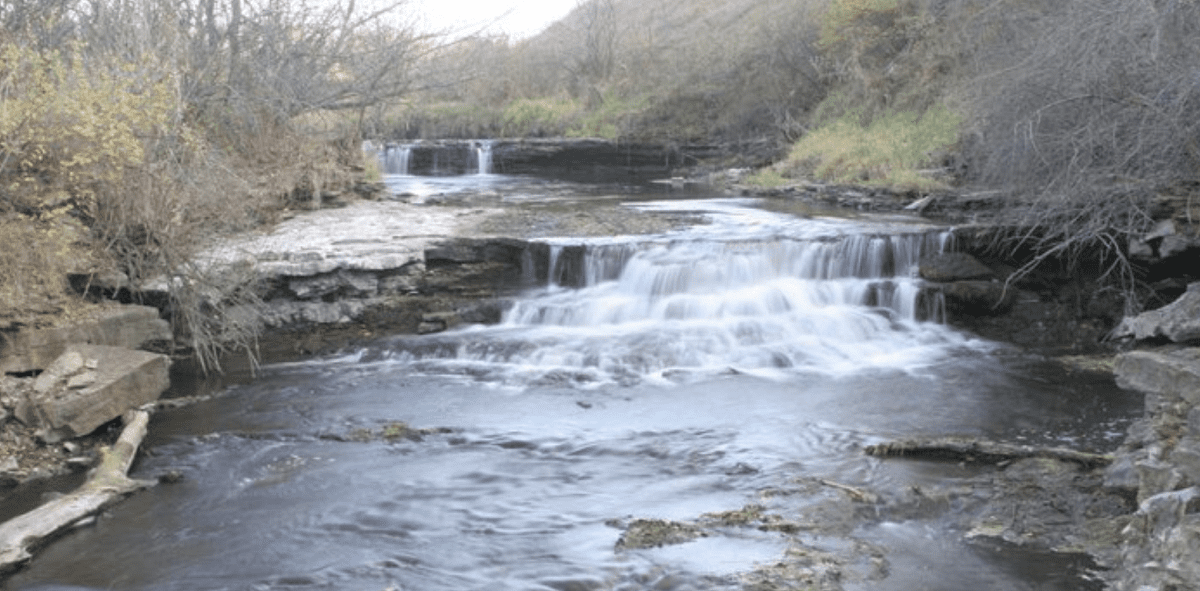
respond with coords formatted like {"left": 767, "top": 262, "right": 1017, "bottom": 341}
{"left": 939, "top": 280, "right": 1015, "bottom": 315}
{"left": 918, "top": 252, "right": 995, "bottom": 282}
{"left": 1107, "top": 346, "right": 1200, "bottom": 590}
{"left": 0, "top": 305, "right": 171, "bottom": 375}
{"left": 195, "top": 202, "right": 534, "bottom": 335}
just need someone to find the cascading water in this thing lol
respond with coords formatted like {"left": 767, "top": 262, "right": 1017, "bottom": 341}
{"left": 476, "top": 140, "right": 494, "bottom": 175}
{"left": 367, "top": 201, "right": 972, "bottom": 387}
{"left": 382, "top": 144, "right": 412, "bottom": 175}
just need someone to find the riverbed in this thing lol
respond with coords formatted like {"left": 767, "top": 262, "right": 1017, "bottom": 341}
{"left": 4, "top": 172, "right": 1143, "bottom": 591}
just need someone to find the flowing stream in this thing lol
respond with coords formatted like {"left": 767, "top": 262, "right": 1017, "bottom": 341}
{"left": 5, "top": 173, "right": 1142, "bottom": 591}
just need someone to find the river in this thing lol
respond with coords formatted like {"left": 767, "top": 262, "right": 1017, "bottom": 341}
{"left": 5, "top": 171, "right": 1142, "bottom": 591}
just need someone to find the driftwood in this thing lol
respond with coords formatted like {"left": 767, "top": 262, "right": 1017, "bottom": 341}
{"left": 818, "top": 479, "right": 877, "bottom": 503}
{"left": 865, "top": 437, "right": 1113, "bottom": 469}
{"left": 0, "top": 408, "right": 155, "bottom": 574}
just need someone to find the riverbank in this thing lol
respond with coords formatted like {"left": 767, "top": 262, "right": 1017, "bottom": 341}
{"left": 3, "top": 169, "right": 1199, "bottom": 589}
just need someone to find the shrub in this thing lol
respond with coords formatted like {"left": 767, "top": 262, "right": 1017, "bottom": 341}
{"left": 959, "top": 0, "right": 1200, "bottom": 311}
{"left": 0, "top": 42, "right": 176, "bottom": 217}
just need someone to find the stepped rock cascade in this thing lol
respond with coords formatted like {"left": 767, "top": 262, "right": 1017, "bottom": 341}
{"left": 364, "top": 204, "right": 972, "bottom": 387}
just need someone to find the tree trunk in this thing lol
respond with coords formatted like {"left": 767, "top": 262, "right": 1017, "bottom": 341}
{"left": 0, "top": 409, "right": 154, "bottom": 575}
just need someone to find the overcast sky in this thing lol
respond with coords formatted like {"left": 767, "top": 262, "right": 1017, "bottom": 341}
{"left": 411, "top": 0, "right": 578, "bottom": 38}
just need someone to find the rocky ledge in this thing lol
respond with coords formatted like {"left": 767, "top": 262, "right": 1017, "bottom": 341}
{"left": 1101, "top": 286, "right": 1200, "bottom": 591}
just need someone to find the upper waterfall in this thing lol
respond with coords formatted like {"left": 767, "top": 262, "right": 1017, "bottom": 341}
{"left": 476, "top": 140, "right": 494, "bottom": 175}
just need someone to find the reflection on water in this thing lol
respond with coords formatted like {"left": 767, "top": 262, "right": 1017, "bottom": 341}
{"left": 5, "top": 175, "right": 1141, "bottom": 591}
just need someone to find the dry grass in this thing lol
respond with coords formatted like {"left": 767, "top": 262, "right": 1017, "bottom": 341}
{"left": 778, "top": 103, "right": 960, "bottom": 192}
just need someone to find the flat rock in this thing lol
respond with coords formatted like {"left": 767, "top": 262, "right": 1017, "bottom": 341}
{"left": 23, "top": 344, "right": 170, "bottom": 438}
{"left": 0, "top": 305, "right": 171, "bottom": 375}
{"left": 202, "top": 200, "right": 493, "bottom": 282}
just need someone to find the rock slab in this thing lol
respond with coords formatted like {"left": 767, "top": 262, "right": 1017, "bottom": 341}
{"left": 0, "top": 306, "right": 171, "bottom": 375}
{"left": 1114, "top": 348, "right": 1200, "bottom": 406}
{"left": 19, "top": 344, "right": 170, "bottom": 439}
{"left": 1115, "top": 282, "right": 1200, "bottom": 343}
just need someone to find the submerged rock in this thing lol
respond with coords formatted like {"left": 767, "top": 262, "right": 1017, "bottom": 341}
{"left": 613, "top": 518, "right": 707, "bottom": 550}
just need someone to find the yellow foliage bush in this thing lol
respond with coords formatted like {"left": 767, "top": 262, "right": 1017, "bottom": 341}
{"left": 0, "top": 42, "right": 178, "bottom": 216}
{"left": 0, "top": 40, "right": 183, "bottom": 325}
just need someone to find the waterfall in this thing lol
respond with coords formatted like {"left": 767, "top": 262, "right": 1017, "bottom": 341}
{"left": 510, "top": 231, "right": 951, "bottom": 328}
{"left": 383, "top": 144, "right": 412, "bottom": 175}
{"left": 476, "top": 140, "right": 494, "bottom": 175}
{"left": 547, "top": 245, "right": 564, "bottom": 287}
{"left": 372, "top": 211, "right": 977, "bottom": 385}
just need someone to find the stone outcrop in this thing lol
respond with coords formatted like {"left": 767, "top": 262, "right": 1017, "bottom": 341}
{"left": 1115, "top": 282, "right": 1200, "bottom": 343}
{"left": 1105, "top": 346, "right": 1200, "bottom": 590}
{"left": 1129, "top": 218, "right": 1200, "bottom": 264}
{"left": 13, "top": 344, "right": 170, "bottom": 442}
{"left": 0, "top": 305, "right": 170, "bottom": 375}
{"left": 197, "top": 202, "right": 535, "bottom": 338}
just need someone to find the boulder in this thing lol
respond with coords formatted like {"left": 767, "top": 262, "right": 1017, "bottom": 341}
{"left": 1115, "top": 283, "right": 1200, "bottom": 343}
{"left": 918, "top": 252, "right": 995, "bottom": 282}
{"left": 0, "top": 305, "right": 171, "bottom": 375}
{"left": 18, "top": 344, "right": 170, "bottom": 439}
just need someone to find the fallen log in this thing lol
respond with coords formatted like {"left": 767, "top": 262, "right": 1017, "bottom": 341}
{"left": 864, "top": 437, "right": 1113, "bottom": 469}
{"left": 0, "top": 407, "right": 155, "bottom": 574}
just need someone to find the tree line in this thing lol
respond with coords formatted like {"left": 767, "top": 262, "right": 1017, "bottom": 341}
{"left": 0, "top": 0, "right": 427, "bottom": 370}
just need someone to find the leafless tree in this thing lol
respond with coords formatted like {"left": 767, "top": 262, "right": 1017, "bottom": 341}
{"left": 566, "top": 0, "right": 616, "bottom": 94}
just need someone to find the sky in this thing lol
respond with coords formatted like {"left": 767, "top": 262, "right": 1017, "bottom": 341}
{"left": 411, "top": 0, "right": 579, "bottom": 39}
